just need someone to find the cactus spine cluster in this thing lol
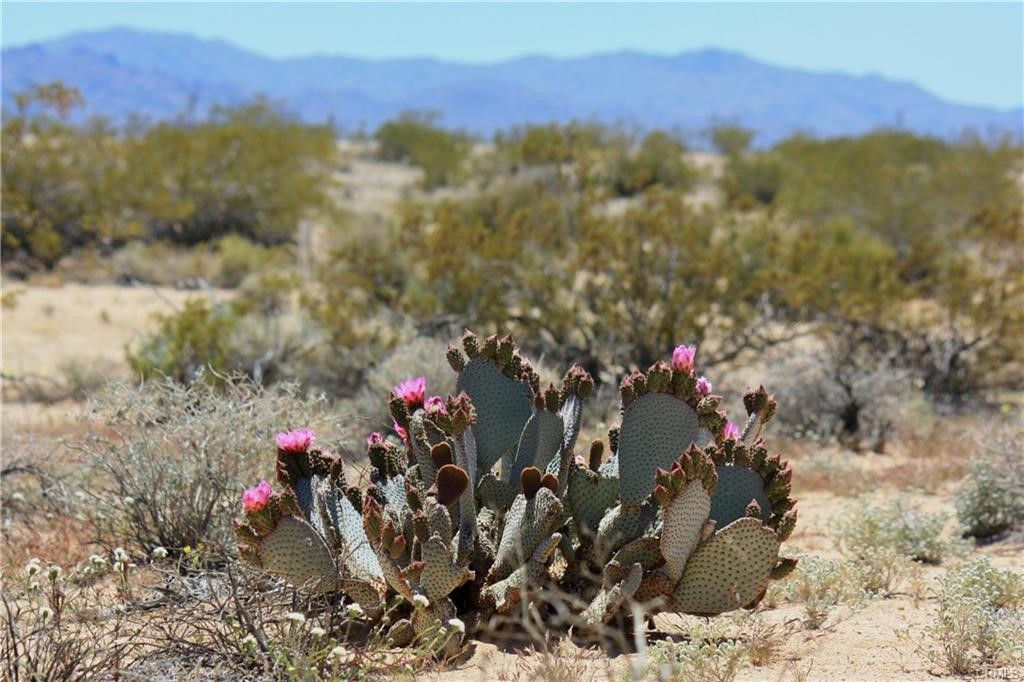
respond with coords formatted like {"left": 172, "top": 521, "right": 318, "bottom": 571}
{"left": 235, "top": 332, "right": 798, "bottom": 651}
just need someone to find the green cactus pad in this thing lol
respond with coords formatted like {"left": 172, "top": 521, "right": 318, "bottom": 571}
{"left": 478, "top": 472, "right": 518, "bottom": 512}
{"left": 567, "top": 466, "right": 621, "bottom": 540}
{"left": 659, "top": 480, "right": 712, "bottom": 582}
{"left": 490, "top": 486, "right": 564, "bottom": 581}
{"left": 319, "top": 485, "right": 384, "bottom": 583}
{"left": 581, "top": 561, "right": 643, "bottom": 626}
{"left": 420, "top": 535, "right": 473, "bottom": 601}
{"left": 710, "top": 465, "right": 771, "bottom": 528}
{"left": 595, "top": 502, "right": 656, "bottom": 565}
{"left": 507, "top": 408, "right": 564, "bottom": 485}
{"left": 455, "top": 356, "right": 533, "bottom": 473}
{"left": 257, "top": 516, "right": 338, "bottom": 591}
{"left": 609, "top": 536, "right": 664, "bottom": 577}
{"left": 672, "top": 517, "right": 780, "bottom": 616}
{"left": 618, "top": 393, "right": 701, "bottom": 505}
{"left": 482, "top": 532, "right": 560, "bottom": 613}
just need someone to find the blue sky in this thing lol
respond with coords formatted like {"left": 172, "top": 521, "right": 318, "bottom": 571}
{"left": 3, "top": 2, "right": 1022, "bottom": 110}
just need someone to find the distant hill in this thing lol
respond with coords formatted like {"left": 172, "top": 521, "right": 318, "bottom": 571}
{"left": 3, "top": 27, "right": 1021, "bottom": 144}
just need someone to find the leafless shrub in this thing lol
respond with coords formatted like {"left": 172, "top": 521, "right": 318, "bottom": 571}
{"left": 72, "top": 374, "right": 331, "bottom": 559}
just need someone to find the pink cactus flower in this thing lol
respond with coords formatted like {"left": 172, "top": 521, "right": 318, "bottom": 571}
{"left": 724, "top": 421, "right": 741, "bottom": 440}
{"left": 696, "top": 376, "right": 712, "bottom": 396}
{"left": 672, "top": 344, "right": 697, "bottom": 373}
{"left": 393, "top": 376, "right": 427, "bottom": 410}
{"left": 366, "top": 432, "right": 386, "bottom": 447}
{"left": 242, "top": 480, "right": 272, "bottom": 513}
{"left": 276, "top": 428, "right": 316, "bottom": 454}
{"left": 424, "top": 395, "right": 447, "bottom": 415}
{"left": 392, "top": 420, "right": 409, "bottom": 445}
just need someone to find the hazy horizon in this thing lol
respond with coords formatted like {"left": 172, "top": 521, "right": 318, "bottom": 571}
{"left": 3, "top": 2, "right": 1022, "bottom": 110}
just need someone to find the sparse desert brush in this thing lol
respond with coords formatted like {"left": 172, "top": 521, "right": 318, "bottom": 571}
{"left": 72, "top": 374, "right": 330, "bottom": 559}
{"left": 956, "top": 419, "right": 1024, "bottom": 540}
{"left": 831, "top": 493, "right": 968, "bottom": 564}
{"left": 646, "top": 617, "right": 752, "bottom": 682}
{"left": 773, "top": 555, "right": 871, "bottom": 630}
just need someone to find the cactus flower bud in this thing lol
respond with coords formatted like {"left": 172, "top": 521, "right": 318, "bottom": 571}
{"left": 366, "top": 432, "right": 385, "bottom": 447}
{"left": 276, "top": 428, "right": 316, "bottom": 454}
{"left": 723, "top": 420, "right": 740, "bottom": 440}
{"left": 424, "top": 395, "right": 447, "bottom": 415}
{"left": 393, "top": 376, "right": 427, "bottom": 411}
{"left": 672, "top": 344, "right": 697, "bottom": 373}
{"left": 242, "top": 480, "right": 273, "bottom": 513}
{"left": 696, "top": 376, "right": 712, "bottom": 396}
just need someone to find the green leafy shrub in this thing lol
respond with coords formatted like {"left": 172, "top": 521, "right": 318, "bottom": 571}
{"left": 608, "top": 130, "right": 695, "bottom": 197}
{"left": 374, "top": 111, "right": 470, "bottom": 189}
{"left": 2, "top": 84, "right": 338, "bottom": 269}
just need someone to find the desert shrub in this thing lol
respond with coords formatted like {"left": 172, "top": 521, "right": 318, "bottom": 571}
{"left": 721, "top": 153, "right": 783, "bottom": 208}
{"left": 762, "top": 332, "right": 916, "bottom": 451}
{"left": 921, "top": 558, "right": 1024, "bottom": 675}
{"left": 2, "top": 84, "right": 338, "bottom": 269}
{"left": 110, "top": 240, "right": 219, "bottom": 285}
{"left": 832, "top": 494, "right": 965, "bottom": 564}
{"left": 76, "top": 376, "right": 329, "bottom": 558}
{"left": 956, "top": 421, "right": 1024, "bottom": 539}
{"left": 769, "top": 131, "right": 1024, "bottom": 401}
{"left": 375, "top": 111, "right": 470, "bottom": 189}
{"left": 608, "top": 130, "right": 695, "bottom": 197}
{"left": 646, "top": 618, "right": 751, "bottom": 682}
{"left": 774, "top": 555, "right": 871, "bottom": 630}
{"left": 214, "top": 235, "right": 292, "bottom": 288}
{"left": 494, "top": 120, "right": 614, "bottom": 168}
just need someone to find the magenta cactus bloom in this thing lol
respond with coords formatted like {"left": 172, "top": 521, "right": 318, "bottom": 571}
{"left": 392, "top": 420, "right": 409, "bottom": 445}
{"left": 393, "top": 376, "right": 427, "bottom": 410}
{"left": 276, "top": 428, "right": 316, "bottom": 454}
{"left": 724, "top": 421, "right": 741, "bottom": 440}
{"left": 672, "top": 344, "right": 697, "bottom": 373}
{"left": 696, "top": 376, "right": 712, "bottom": 396}
{"left": 366, "top": 432, "right": 386, "bottom": 447}
{"left": 423, "top": 395, "right": 447, "bottom": 415}
{"left": 242, "top": 480, "right": 273, "bottom": 513}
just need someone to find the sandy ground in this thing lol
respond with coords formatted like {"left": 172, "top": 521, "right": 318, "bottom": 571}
{"left": 1, "top": 281, "right": 220, "bottom": 380}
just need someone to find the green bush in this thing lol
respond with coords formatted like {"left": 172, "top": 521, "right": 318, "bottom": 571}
{"left": 374, "top": 111, "right": 470, "bottom": 189}
{"left": 2, "top": 84, "right": 338, "bottom": 269}
{"left": 608, "top": 130, "right": 694, "bottom": 196}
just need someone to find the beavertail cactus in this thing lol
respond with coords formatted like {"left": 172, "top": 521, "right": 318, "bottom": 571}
{"left": 236, "top": 333, "right": 799, "bottom": 653}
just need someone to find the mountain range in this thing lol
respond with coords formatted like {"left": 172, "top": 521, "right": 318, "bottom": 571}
{"left": 3, "top": 28, "right": 1021, "bottom": 144}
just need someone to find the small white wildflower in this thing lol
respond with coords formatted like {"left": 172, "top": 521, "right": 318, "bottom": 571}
{"left": 151, "top": 547, "right": 168, "bottom": 560}
{"left": 89, "top": 554, "right": 106, "bottom": 566}
{"left": 345, "top": 602, "right": 365, "bottom": 618}
{"left": 46, "top": 565, "right": 62, "bottom": 582}
{"left": 10, "top": 492, "right": 24, "bottom": 503}
{"left": 411, "top": 594, "right": 430, "bottom": 608}
{"left": 27, "top": 580, "right": 40, "bottom": 593}
{"left": 286, "top": 611, "right": 306, "bottom": 625}
{"left": 329, "top": 645, "right": 345, "bottom": 661}
{"left": 310, "top": 626, "right": 326, "bottom": 638}
{"left": 113, "top": 561, "right": 124, "bottom": 573}
{"left": 113, "top": 547, "right": 129, "bottom": 562}
{"left": 447, "top": 617, "right": 465, "bottom": 635}
{"left": 24, "top": 559, "right": 41, "bottom": 577}
{"left": 240, "top": 633, "right": 257, "bottom": 648}
{"left": 123, "top": 496, "right": 135, "bottom": 506}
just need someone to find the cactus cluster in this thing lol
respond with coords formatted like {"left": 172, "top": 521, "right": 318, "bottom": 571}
{"left": 235, "top": 333, "right": 798, "bottom": 650}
